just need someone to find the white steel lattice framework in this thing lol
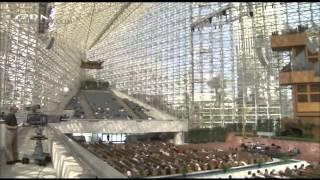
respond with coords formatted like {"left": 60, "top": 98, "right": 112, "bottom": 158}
{"left": 88, "top": 2, "right": 320, "bottom": 129}
{"left": 0, "top": 2, "right": 132, "bottom": 112}
{"left": 0, "top": 2, "right": 319, "bottom": 129}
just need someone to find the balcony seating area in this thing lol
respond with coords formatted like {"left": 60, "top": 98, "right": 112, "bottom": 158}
{"left": 122, "top": 98, "right": 152, "bottom": 120}
{"left": 82, "top": 91, "right": 129, "bottom": 119}
{"left": 65, "top": 96, "right": 85, "bottom": 118}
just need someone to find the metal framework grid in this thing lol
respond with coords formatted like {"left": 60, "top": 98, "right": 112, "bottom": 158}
{"left": 0, "top": 2, "right": 319, "bottom": 130}
{"left": 0, "top": 2, "right": 133, "bottom": 113}
{"left": 88, "top": 2, "right": 320, "bottom": 129}
{"left": 0, "top": 3, "right": 81, "bottom": 112}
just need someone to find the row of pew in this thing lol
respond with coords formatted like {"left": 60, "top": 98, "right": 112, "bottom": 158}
{"left": 82, "top": 91, "right": 129, "bottom": 119}
{"left": 80, "top": 141, "right": 272, "bottom": 177}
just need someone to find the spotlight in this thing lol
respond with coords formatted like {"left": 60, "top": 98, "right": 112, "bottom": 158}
{"left": 63, "top": 87, "right": 69, "bottom": 92}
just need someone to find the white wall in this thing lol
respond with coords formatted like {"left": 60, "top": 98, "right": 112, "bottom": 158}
{"left": 49, "top": 119, "right": 187, "bottom": 134}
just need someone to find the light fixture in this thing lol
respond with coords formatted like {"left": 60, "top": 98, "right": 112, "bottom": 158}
{"left": 63, "top": 87, "right": 69, "bottom": 92}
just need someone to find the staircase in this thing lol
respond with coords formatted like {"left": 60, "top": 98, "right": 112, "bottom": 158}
{"left": 78, "top": 92, "right": 96, "bottom": 119}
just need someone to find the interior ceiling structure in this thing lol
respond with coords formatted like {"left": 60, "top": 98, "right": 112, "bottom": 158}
{"left": 49, "top": 2, "right": 132, "bottom": 59}
{"left": 1, "top": 2, "right": 136, "bottom": 59}
{"left": 1, "top": 2, "right": 319, "bottom": 128}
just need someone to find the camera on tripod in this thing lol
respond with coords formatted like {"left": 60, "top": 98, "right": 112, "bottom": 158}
{"left": 25, "top": 105, "right": 47, "bottom": 126}
{"left": 22, "top": 104, "right": 51, "bottom": 166}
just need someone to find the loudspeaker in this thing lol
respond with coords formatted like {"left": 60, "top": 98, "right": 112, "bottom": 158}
{"left": 46, "top": 37, "right": 55, "bottom": 49}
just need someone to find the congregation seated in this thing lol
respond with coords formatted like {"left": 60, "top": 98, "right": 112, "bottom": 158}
{"left": 260, "top": 164, "right": 320, "bottom": 179}
{"left": 65, "top": 96, "right": 85, "bottom": 118}
{"left": 82, "top": 91, "right": 129, "bottom": 119}
{"left": 79, "top": 141, "right": 273, "bottom": 178}
{"left": 122, "top": 98, "right": 152, "bottom": 120}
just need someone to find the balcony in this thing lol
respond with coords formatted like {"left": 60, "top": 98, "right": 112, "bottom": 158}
{"left": 297, "top": 102, "right": 320, "bottom": 113}
{"left": 271, "top": 32, "right": 308, "bottom": 51}
{"left": 279, "top": 70, "right": 320, "bottom": 85}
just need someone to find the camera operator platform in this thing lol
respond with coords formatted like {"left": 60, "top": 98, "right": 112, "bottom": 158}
{"left": 23, "top": 105, "right": 51, "bottom": 166}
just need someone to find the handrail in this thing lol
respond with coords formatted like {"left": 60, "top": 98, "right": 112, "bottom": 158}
{"left": 49, "top": 125, "right": 127, "bottom": 178}
{"left": 48, "top": 126, "right": 97, "bottom": 178}
{"left": 59, "top": 118, "right": 179, "bottom": 122}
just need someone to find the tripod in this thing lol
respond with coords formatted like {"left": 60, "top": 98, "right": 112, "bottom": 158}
{"left": 22, "top": 107, "right": 51, "bottom": 166}
{"left": 29, "top": 125, "right": 51, "bottom": 166}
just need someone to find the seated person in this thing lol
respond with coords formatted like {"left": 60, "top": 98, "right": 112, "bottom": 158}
{"left": 284, "top": 166, "right": 292, "bottom": 175}
{"left": 299, "top": 164, "right": 305, "bottom": 170}
{"left": 245, "top": 171, "right": 252, "bottom": 178}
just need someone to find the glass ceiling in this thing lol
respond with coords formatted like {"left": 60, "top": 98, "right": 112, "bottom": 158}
{"left": 0, "top": 2, "right": 319, "bottom": 130}
{"left": 0, "top": 2, "right": 133, "bottom": 112}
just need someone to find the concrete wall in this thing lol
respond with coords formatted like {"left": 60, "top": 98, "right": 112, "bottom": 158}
{"left": 50, "top": 119, "right": 187, "bottom": 134}
{"left": 49, "top": 126, "right": 127, "bottom": 178}
{"left": 63, "top": 110, "right": 75, "bottom": 118}
{"left": 47, "top": 127, "right": 95, "bottom": 178}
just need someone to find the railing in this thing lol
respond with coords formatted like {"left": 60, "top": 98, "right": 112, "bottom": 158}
{"left": 60, "top": 118, "right": 178, "bottom": 122}
{"left": 48, "top": 126, "right": 97, "bottom": 178}
{"left": 49, "top": 126, "right": 127, "bottom": 178}
{"left": 279, "top": 70, "right": 320, "bottom": 85}
{"left": 0, "top": 120, "right": 5, "bottom": 177}
{"left": 50, "top": 118, "right": 187, "bottom": 134}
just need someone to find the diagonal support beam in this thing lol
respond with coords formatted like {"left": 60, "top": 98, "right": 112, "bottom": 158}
{"left": 88, "top": 3, "right": 131, "bottom": 50}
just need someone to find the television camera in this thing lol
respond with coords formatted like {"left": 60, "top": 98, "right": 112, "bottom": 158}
{"left": 22, "top": 105, "right": 51, "bottom": 166}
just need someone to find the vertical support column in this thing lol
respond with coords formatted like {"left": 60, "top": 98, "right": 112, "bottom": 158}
{"left": 91, "top": 133, "right": 98, "bottom": 143}
{"left": 189, "top": 3, "right": 195, "bottom": 130}
{"left": 174, "top": 131, "right": 184, "bottom": 145}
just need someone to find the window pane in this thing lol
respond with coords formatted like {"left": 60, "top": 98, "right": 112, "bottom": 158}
{"left": 310, "top": 84, "right": 320, "bottom": 92}
{"left": 297, "top": 94, "right": 308, "bottom": 102}
{"left": 297, "top": 85, "right": 307, "bottom": 92}
{"left": 310, "top": 94, "right": 320, "bottom": 102}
